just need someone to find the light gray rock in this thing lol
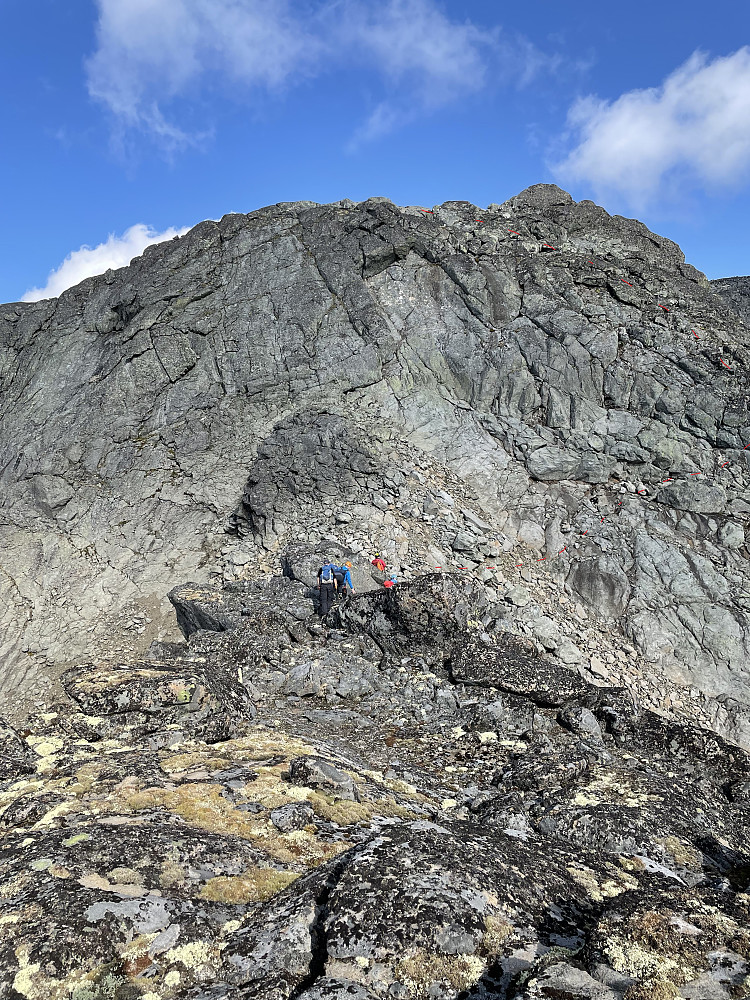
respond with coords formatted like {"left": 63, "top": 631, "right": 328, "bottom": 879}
{"left": 658, "top": 481, "right": 727, "bottom": 513}
{"left": 526, "top": 446, "right": 580, "bottom": 481}
{"left": 1, "top": 186, "right": 749, "bottom": 751}
{"left": 289, "top": 756, "right": 360, "bottom": 802}
{"left": 506, "top": 585, "right": 531, "bottom": 607}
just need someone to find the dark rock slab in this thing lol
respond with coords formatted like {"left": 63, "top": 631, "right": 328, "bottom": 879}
{"left": 451, "top": 635, "right": 589, "bottom": 706}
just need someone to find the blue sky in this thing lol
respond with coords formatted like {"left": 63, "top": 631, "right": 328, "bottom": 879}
{"left": 2, "top": 0, "right": 749, "bottom": 303}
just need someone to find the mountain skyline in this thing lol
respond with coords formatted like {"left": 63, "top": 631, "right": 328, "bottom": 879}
{"left": 2, "top": 0, "right": 749, "bottom": 303}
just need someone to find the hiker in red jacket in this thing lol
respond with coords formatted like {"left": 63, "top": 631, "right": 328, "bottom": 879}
{"left": 371, "top": 552, "right": 386, "bottom": 573}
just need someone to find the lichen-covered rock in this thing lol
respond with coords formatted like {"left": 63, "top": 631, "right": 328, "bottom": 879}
{"left": 1, "top": 568, "right": 750, "bottom": 999}
{"left": 3, "top": 184, "right": 750, "bottom": 996}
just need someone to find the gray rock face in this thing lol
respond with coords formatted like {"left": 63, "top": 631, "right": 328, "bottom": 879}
{"left": 1, "top": 187, "right": 750, "bottom": 752}
{"left": 2, "top": 562, "right": 750, "bottom": 999}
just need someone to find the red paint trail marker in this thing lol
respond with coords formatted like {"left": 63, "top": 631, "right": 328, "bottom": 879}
{"left": 508, "top": 229, "right": 521, "bottom": 235}
{"left": 693, "top": 330, "right": 699, "bottom": 338}
{"left": 721, "top": 359, "right": 732, "bottom": 370}
{"left": 620, "top": 279, "right": 633, "bottom": 286}
{"left": 542, "top": 242, "right": 557, "bottom": 250}
{"left": 420, "top": 209, "right": 434, "bottom": 214}
{"left": 658, "top": 304, "right": 669, "bottom": 311}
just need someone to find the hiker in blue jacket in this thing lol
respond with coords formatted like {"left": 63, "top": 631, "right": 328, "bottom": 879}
{"left": 334, "top": 561, "right": 356, "bottom": 600}
{"left": 317, "top": 559, "right": 338, "bottom": 616}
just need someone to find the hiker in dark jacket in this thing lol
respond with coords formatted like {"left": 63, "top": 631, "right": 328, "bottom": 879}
{"left": 317, "top": 559, "right": 337, "bottom": 616}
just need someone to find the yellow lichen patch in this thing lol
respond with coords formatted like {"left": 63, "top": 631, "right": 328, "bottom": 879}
{"left": 481, "top": 913, "right": 513, "bottom": 955}
{"left": 62, "top": 833, "right": 92, "bottom": 847}
{"left": 199, "top": 867, "right": 299, "bottom": 903}
{"left": 658, "top": 836, "right": 701, "bottom": 869}
{"left": 12, "top": 945, "right": 97, "bottom": 1000}
{"left": 120, "top": 782, "right": 343, "bottom": 865}
{"left": 211, "top": 728, "right": 318, "bottom": 763}
{"left": 27, "top": 736, "right": 65, "bottom": 758}
{"left": 107, "top": 866, "right": 143, "bottom": 885}
{"left": 31, "top": 800, "right": 80, "bottom": 829}
{"left": 122, "top": 783, "right": 266, "bottom": 838}
{"left": 624, "top": 979, "right": 680, "bottom": 1000}
{"left": 395, "top": 949, "right": 486, "bottom": 997}
{"left": 307, "top": 790, "right": 415, "bottom": 826}
{"left": 66, "top": 763, "right": 103, "bottom": 797}
{"left": 159, "top": 860, "right": 186, "bottom": 888}
{"left": 160, "top": 752, "right": 233, "bottom": 774}
{"left": 163, "top": 941, "right": 221, "bottom": 981}
{"left": 572, "top": 771, "right": 662, "bottom": 809}
{"left": 619, "top": 855, "right": 647, "bottom": 873}
{"left": 566, "top": 865, "right": 607, "bottom": 902}
{"left": 604, "top": 937, "right": 682, "bottom": 982}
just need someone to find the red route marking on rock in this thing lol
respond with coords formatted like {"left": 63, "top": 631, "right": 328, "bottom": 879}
{"left": 460, "top": 220, "right": 747, "bottom": 571}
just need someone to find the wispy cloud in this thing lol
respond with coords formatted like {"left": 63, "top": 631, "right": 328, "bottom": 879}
{"left": 86, "top": 0, "right": 317, "bottom": 150}
{"left": 86, "top": 0, "right": 546, "bottom": 149}
{"left": 22, "top": 223, "right": 190, "bottom": 301}
{"left": 553, "top": 47, "right": 750, "bottom": 210}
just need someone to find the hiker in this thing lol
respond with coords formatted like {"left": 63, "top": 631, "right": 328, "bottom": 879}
{"left": 336, "top": 561, "right": 355, "bottom": 599}
{"left": 371, "top": 552, "right": 386, "bottom": 573}
{"left": 383, "top": 573, "right": 397, "bottom": 589}
{"left": 317, "top": 558, "right": 337, "bottom": 616}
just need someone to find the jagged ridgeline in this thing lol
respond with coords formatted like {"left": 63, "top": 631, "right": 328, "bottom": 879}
{"left": 1, "top": 186, "right": 750, "bottom": 998}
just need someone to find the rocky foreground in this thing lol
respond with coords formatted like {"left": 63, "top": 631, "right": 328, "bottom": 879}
{"left": 1, "top": 556, "right": 750, "bottom": 999}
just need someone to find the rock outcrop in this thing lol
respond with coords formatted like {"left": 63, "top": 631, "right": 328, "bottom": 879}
{"left": 2, "top": 185, "right": 748, "bottom": 742}
{"left": 1, "top": 569, "right": 749, "bottom": 998}
{"left": 2, "top": 185, "right": 750, "bottom": 994}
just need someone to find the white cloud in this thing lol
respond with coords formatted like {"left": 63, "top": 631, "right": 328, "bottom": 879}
{"left": 22, "top": 224, "right": 191, "bottom": 301}
{"left": 340, "top": 0, "right": 493, "bottom": 107}
{"left": 554, "top": 48, "right": 750, "bottom": 209}
{"left": 86, "top": 0, "right": 538, "bottom": 147}
{"left": 86, "top": 0, "right": 317, "bottom": 147}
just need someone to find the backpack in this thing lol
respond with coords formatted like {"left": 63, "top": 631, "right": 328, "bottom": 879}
{"left": 320, "top": 564, "right": 334, "bottom": 584}
{"left": 333, "top": 566, "right": 346, "bottom": 585}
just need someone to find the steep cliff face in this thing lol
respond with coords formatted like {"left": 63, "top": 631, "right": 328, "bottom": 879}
{"left": 1, "top": 185, "right": 749, "bottom": 743}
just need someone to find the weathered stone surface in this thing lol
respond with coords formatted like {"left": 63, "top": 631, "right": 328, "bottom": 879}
{"left": 4, "top": 184, "right": 750, "bottom": 997}
{"left": 1, "top": 561, "right": 750, "bottom": 999}
{"left": 1, "top": 187, "right": 750, "bottom": 745}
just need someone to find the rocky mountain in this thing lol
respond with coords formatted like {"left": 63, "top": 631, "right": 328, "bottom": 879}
{"left": 1, "top": 184, "right": 748, "bottom": 739}
{"left": 1, "top": 185, "right": 750, "bottom": 998}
